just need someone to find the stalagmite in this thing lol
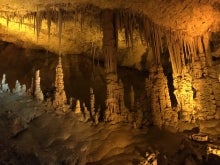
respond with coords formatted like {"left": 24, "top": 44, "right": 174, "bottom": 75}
{"left": 82, "top": 102, "right": 90, "bottom": 122}
{"left": 75, "top": 99, "right": 81, "bottom": 114}
{"left": 13, "top": 80, "right": 21, "bottom": 94}
{"left": 94, "top": 107, "right": 100, "bottom": 125}
{"left": 90, "top": 88, "right": 95, "bottom": 118}
{"left": 27, "top": 78, "right": 34, "bottom": 96}
{"left": 12, "top": 80, "right": 26, "bottom": 96}
{"left": 0, "top": 74, "right": 10, "bottom": 92}
{"left": 53, "top": 56, "right": 67, "bottom": 111}
{"left": 34, "top": 70, "right": 44, "bottom": 101}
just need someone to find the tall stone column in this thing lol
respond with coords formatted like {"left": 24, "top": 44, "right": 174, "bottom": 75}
{"left": 192, "top": 36, "right": 216, "bottom": 120}
{"left": 173, "top": 67, "right": 194, "bottom": 122}
{"left": 102, "top": 10, "right": 128, "bottom": 123}
{"left": 53, "top": 56, "right": 67, "bottom": 111}
{"left": 146, "top": 65, "right": 177, "bottom": 128}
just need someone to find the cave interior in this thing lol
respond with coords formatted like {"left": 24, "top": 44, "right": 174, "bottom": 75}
{"left": 0, "top": 0, "right": 220, "bottom": 164}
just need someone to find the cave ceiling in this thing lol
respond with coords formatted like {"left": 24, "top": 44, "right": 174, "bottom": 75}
{"left": 0, "top": 0, "right": 219, "bottom": 59}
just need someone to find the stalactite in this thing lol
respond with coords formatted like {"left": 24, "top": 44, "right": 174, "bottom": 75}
{"left": 6, "top": 15, "right": 9, "bottom": 29}
{"left": 58, "top": 9, "right": 62, "bottom": 54}
{"left": 130, "top": 85, "right": 135, "bottom": 110}
{"left": 202, "top": 32, "right": 212, "bottom": 67}
{"left": 46, "top": 8, "right": 51, "bottom": 42}
{"left": 36, "top": 7, "right": 43, "bottom": 42}
{"left": 33, "top": 12, "right": 36, "bottom": 34}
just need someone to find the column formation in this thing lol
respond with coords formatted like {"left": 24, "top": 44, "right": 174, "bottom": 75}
{"left": 173, "top": 67, "right": 194, "bottom": 122}
{"left": 192, "top": 36, "right": 216, "bottom": 120}
{"left": 53, "top": 56, "right": 67, "bottom": 111}
{"left": 102, "top": 10, "right": 128, "bottom": 123}
{"left": 146, "top": 66, "right": 177, "bottom": 128}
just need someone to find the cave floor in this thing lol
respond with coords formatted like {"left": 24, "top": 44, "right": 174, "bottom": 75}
{"left": 1, "top": 93, "right": 220, "bottom": 165}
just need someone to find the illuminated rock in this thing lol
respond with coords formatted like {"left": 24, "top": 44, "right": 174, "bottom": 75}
{"left": 102, "top": 10, "right": 129, "bottom": 123}
{"left": 26, "top": 78, "right": 34, "bottom": 96}
{"left": 146, "top": 65, "right": 176, "bottom": 128}
{"left": 53, "top": 56, "right": 67, "bottom": 111}
{"left": 82, "top": 102, "right": 90, "bottom": 122}
{"left": 0, "top": 74, "right": 10, "bottom": 92}
{"left": 139, "top": 152, "right": 158, "bottom": 165}
{"left": 12, "top": 80, "right": 26, "bottom": 96}
{"left": 90, "top": 88, "right": 95, "bottom": 119}
{"left": 75, "top": 99, "right": 81, "bottom": 114}
{"left": 34, "top": 70, "right": 44, "bottom": 101}
{"left": 173, "top": 67, "right": 194, "bottom": 122}
{"left": 190, "top": 134, "right": 209, "bottom": 142}
{"left": 207, "top": 144, "right": 220, "bottom": 157}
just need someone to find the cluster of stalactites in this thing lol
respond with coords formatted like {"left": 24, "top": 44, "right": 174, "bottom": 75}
{"left": 166, "top": 31, "right": 211, "bottom": 76}
{"left": 115, "top": 9, "right": 213, "bottom": 74}
{"left": 114, "top": 9, "right": 163, "bottom": 65}
{"left": 0, "top": 4, "right": 212, "bottom": 72}
{"left": 0, "top": 3, "right": 101, "bottom": 53}
{"left": 34, "top": 3, "right": 101, "bottom": 43}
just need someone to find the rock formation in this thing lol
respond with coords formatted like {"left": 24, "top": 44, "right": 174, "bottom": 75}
{"left": 139, "top": 152, "right": 158, "bottom": 165}
{"left": 90, "top": 88, "right": 95, "bottom": 119}
{"left": 0, "top": 74, "right": 10, "bottom": 92}
{"left": 207, "top": 144, "right": 220, "bottom": 157}
{"left": 146, "top": 65, "right": 178, "bottom": 128}
{"left": 34, "top": 70, "right": 44, "bottom": 101}
{"left": 102, "top": 10, "right": 129, "bottom": 123}
{"left": 173, "top": 68, "right": 194, "bottom": 122}
{"left": 26, "top": 78, "right": 34, "bottom": 96}
{"left": 53, "top": 56, "right": 67, "bottom": 111}
{"left": 12, "top": 80, "right": 26, "bottom": 96}
{"left": 75, "top": 99, "right": 81, "bottom": 114}
{"left": 82, "top": 102, "right": 90, "bottom": 122}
